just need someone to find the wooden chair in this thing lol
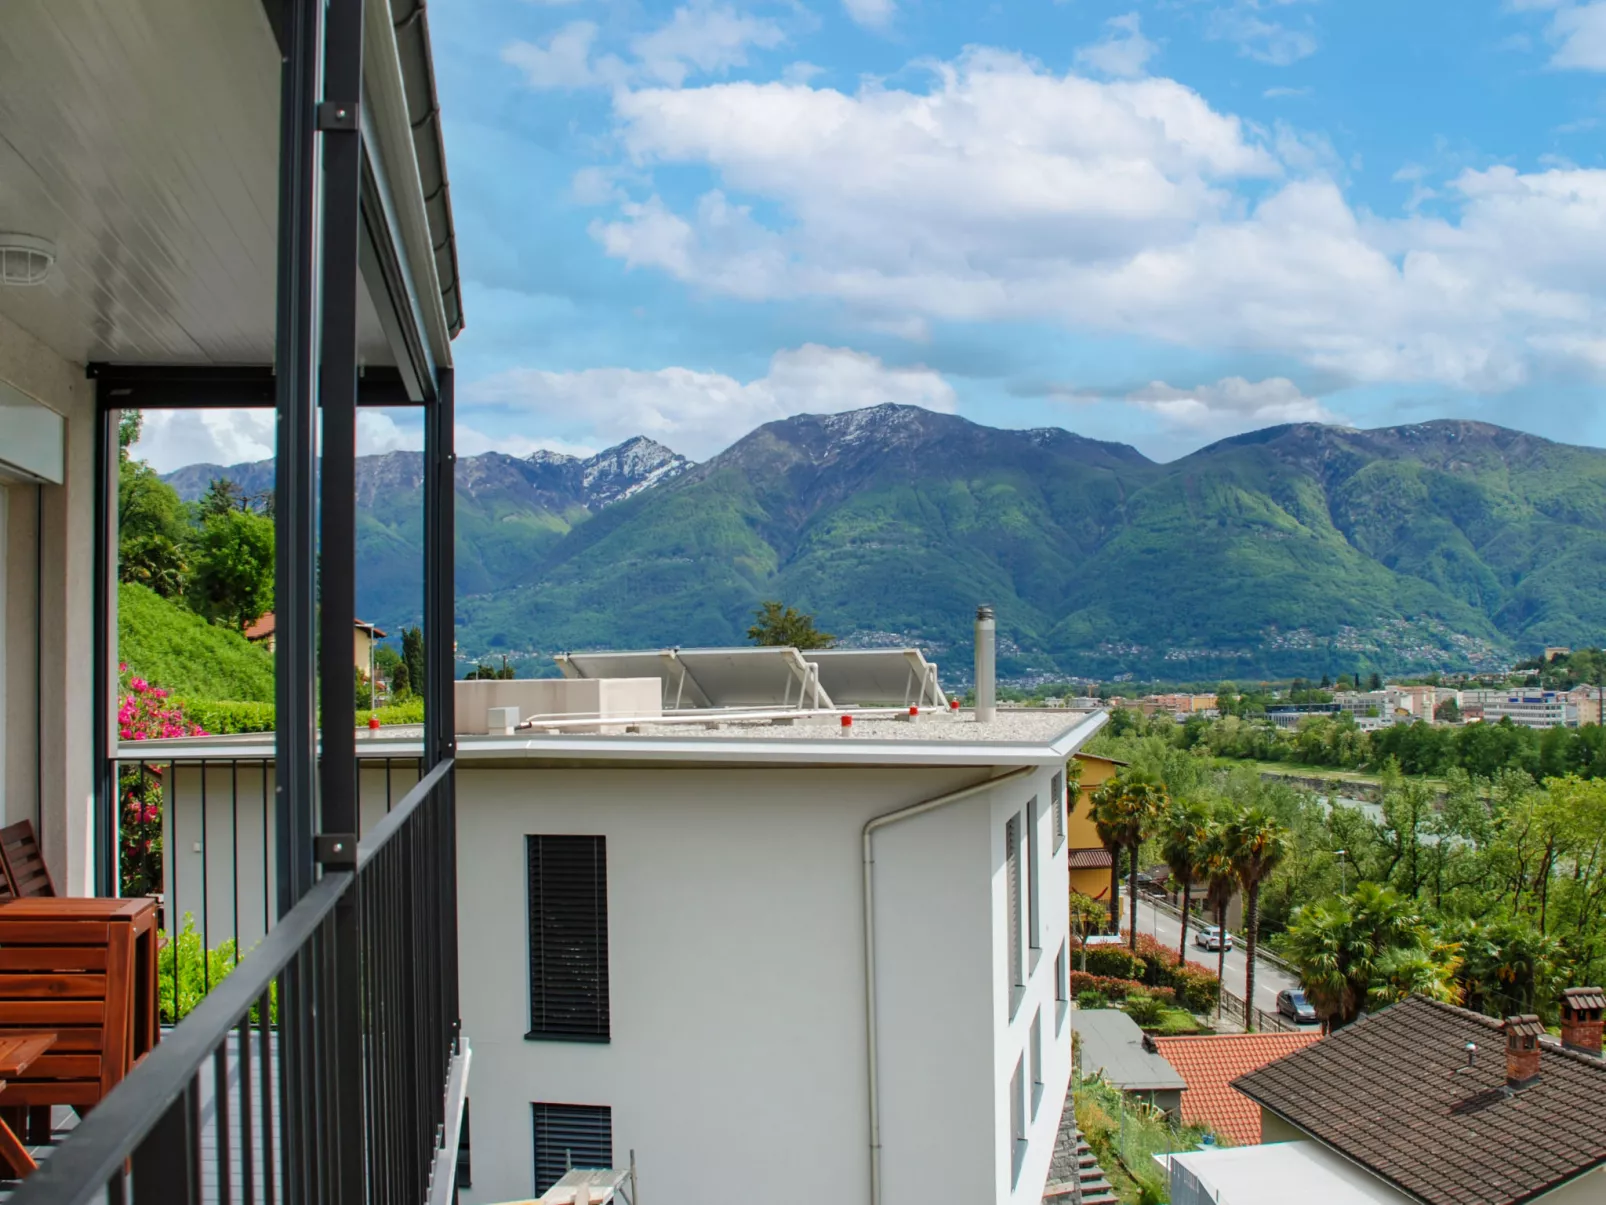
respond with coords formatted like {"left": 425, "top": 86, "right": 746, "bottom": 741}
{"left": 0, "top": 823, "right": 55, "bottom": 900}
{"left": 0, "top": 898, "right": 158, "bottom": 1140}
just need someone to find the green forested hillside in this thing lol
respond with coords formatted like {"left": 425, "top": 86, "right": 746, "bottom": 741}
{"left": 456, "top": 412, "right": 1606, "bottom": 677}
{"left": 118, "top": 583, "right": 276, "bottom": 702}
{"left": 165, "top": 410, "right": 1606, "bottom": 678}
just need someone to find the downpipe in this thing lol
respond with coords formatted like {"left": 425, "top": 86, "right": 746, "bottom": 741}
{"left": 861, "top": 765, "right": 1034, "bottom": 1205}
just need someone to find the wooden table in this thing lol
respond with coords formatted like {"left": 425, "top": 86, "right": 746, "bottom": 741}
{"left": 0, "top": 1033, "right": 56, "bottom": 1177}
{"left": 0, "top": 898, "right": 159, "bottom": 1122}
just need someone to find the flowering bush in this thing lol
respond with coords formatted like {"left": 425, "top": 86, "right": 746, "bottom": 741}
{"left": 117, "top": 665, "right": 206, "bottom": 896}
{"left": 1069, "top": 971, "right": 1176, "bottom": 1004}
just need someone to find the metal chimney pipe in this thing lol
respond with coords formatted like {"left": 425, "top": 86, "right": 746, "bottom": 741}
{"left": 974, "top": 605, "right": 996, "bottom": 723}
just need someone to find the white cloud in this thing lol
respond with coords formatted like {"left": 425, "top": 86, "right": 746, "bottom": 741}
{"left": 130, "top": 410, "right": 276, "bottom": 473}
{"left": 503, "top": 4, "right": 783, "bottom": 91}
{"left": 588, "top": 49, "right": 1606, "bottom": 392}
{"left": 463, "top": 344, "right": 957, "bottom": 458}
{"left": 1075, "top": 13, "right": 1158, "bottom": 80}
{"left": 843, "top": 0, "right": 896, "bottom": 31}
{"left": 630, "top": 4, "right": 786, "bottom": 87}
{"left": 1546, "top": 3, "right": 1606, "bottom": 69}
{"left": 127, "top": 409, "right": 595, "bottom": 472}
{"left": 1125, "top": 376, "right": 1340, "bottom": 433}
{"left": 502, "top": 22, "right": 625, "bottom": 89}
{"left": 1208, "top": 2, "right": 1319, "bottom": 66}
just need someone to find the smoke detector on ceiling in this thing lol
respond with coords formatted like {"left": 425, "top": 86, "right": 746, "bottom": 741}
{"left": 0, "top": 235, "right": 56, "bottom": 286}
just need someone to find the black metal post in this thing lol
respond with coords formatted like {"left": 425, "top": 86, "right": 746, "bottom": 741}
{"left": 273, "top": 0, "right": 321, "bottom": 919}
{"left": 89, "top": 387, "right": 119, "bottom": 896}
{"left": 273, "top": 0, "right": 322, "bottom": 1199}
{"left": 318, "top": 0, "right": 367, "bottom": 1199}
{"left": 424, "top": 367, "right": 456, "bottom": 768}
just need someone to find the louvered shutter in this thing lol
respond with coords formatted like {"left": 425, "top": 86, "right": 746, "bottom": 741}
{"left": 1006, "top": 815, "right": 1021, "bottom": 988}
{"left": 532, "top": 1103, "right": 613, "bottom": 1194}
{"left": 527, "top": 835, "right": 611, "bottom": 1041}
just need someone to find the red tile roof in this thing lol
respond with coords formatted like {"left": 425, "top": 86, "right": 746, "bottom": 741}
{"left": 1150, "top": 1031, "right": 1322, "bottom": 1145}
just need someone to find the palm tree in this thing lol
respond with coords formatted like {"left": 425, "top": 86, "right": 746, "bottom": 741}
{"left": 1160, "top": 799, "right": 1212, "bottom": 963}
{"left": 1089, "top": 779, "right": 1127, "bottom": 934}
{"left": 1200, "top": 824, "right": 1238, "bottom": 1017}
{"left": 1221, "top": 807, "right": 1288, "bottom": 1031}
{"left": 1097, "top": 771, "right": 1169, "bottom": 950}
{"left": 1284, "top": 883, "right": 1431, "bottom": 1030}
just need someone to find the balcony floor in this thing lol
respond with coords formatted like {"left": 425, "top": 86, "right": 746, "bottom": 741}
{"left": 2, "top": 1027, "right": 280, "bottom": 1202}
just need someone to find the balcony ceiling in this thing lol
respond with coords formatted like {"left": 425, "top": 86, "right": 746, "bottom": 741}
{"left": 0, "top": 0, "right": 391, "bottom": 369}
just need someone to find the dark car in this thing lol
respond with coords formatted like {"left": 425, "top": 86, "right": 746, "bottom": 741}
{"left": 1277, "top": 989, "right": 1318, "bottom": 1024}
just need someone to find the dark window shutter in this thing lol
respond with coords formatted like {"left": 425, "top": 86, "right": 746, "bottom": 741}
{"left": 528, "top": 835, "right": 611, "bottom": 1041}
{"left": 1006, "top": 815, "right": 1021, "bottom": 987}
{"left": 532, "top": 1102, "right": 613, "bottom": 1194}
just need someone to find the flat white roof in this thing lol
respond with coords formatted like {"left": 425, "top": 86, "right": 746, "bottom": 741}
{"left": 119, "top": 709, "right": 1107, "bottom": 769}
{"left": 1164, "top": 1142, "right": 1415, "bottom": 1205}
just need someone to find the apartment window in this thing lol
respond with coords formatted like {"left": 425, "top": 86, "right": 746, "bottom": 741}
{"left": 1027, "top": 795, "right": 1041, "bottom": 962}
{"left": 1006, "top": 814, "right": 1023, "bottom": 1002}
{"left": 1056, "top": 941, "right": 1069, "bottom": 1031}
{"left": 1010, "top": 1056, "right": 1027, "bottom": 1185}
{"left": 532, "top": 1103, "right": 613, "bottom": 1195}
{"left": 1051, "top": 770, "right": 1066, "bottom": 851}
{"left": 527, "top": 835, "right": 611, "bottom": 1041}
{"left": 1030, "top": 1010, "right": 1045, "bottom": 1118}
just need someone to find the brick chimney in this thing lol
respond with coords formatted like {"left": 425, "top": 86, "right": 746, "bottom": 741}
{"left": 1560, "top": 987, "right": 1606, "bottom": 1057}
{"left": 1503, "top": 1015, "right": 1545, "bottom": 1088}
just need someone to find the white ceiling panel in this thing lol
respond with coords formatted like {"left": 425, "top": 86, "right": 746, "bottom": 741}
{"left": 0, "top": 0, "right": 391, "bottom": 368}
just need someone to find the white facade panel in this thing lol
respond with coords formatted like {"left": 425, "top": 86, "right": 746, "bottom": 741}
{"left": 455, "top": 759, "right": 1072, "bottom": 1205}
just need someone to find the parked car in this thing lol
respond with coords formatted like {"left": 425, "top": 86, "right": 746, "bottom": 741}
{"left": 1277, "top": 989, "right": 1318, "bottom": 1024}
{"left": 1195, "top": 925, "right": 1234, "bottom": 952}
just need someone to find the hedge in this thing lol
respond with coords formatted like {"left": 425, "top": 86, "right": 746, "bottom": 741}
{"left": 164, "top": 696, "right": 427, "bottom": 736}
{"left": 1073, "top": 932, "right": 1221, "bottom": 1014}
{"left": 1069, "top": 972, "right": 1176, "bottom": 1005}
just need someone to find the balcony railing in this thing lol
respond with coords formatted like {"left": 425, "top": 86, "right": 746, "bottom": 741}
{"left": 113, "top": 747, "right": 427, "bottom": 1022}
{"left": 11, "top": 759, "right": 464, "bottom": 1205}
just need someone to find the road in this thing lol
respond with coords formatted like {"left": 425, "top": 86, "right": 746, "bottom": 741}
{"left": 1118, "top": 890, "right": 1300, "bottom": 1016}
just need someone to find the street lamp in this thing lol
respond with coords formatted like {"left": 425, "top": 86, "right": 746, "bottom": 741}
{"left": 1335, "top": 849, "right": 1348, "bottom": 896}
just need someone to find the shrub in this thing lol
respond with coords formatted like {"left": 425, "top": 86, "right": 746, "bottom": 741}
{"left": 1122, "top": 994, "right": 1165, "bottom": 1027}
{"left": 172, "top": 698, "right": 275, "bottom": 734}
{"left": 1116, "top": 930, "right": 1222, "bottom": 1013}
{"left": 1076, "top": 990, "right": 1109, "bottom": 1011}
{"left": 1071, "top": 971, "right": 1176, "bottom": 1005}
{"left": 1079, "top": 943, "right": 1147, "bottom": 981}
{"left": 158, "top": 915, "right": 276, "bottom": 1025}
{"left": 358, "top": 697, "right": 426, "bottom": 727}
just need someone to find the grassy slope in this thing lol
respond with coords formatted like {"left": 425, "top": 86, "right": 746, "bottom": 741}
{"left": 118, "top": 583, "right": 275, "bottom": 703}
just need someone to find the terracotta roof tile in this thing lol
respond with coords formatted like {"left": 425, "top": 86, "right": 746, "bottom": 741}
{"left": 1232, "top": 996, "right": 1606, "bottom": 1205}
{"left": 1149, "top": 1031, "right": 1321, "bottom": 1145}
{"left": 1066, "top": 847, "right": 1113, "bottom": 869}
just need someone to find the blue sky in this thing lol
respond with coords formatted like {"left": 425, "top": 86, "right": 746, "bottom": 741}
{"left": 135, "top": 0, "right": 1606, "bottom": 468}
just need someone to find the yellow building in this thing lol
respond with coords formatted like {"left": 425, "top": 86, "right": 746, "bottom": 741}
{"left": 1066, "top": 752, "right": 1126, "bottom": 902}
{"left": 245, "top": 613, "right": 388, "bottom": 681}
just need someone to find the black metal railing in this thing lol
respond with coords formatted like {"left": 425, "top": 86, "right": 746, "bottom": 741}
{"left": 114, "top": 752, "right": 425, "bottom": 1023}
{"left": 13, "top": 759, "right": 462, "bottom": 1205}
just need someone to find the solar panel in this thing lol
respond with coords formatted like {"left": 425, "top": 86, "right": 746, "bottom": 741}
{"left": 801, "top": 649, "right": 948, "bottom": 709}
{"left": 554, "top": 647, "right": 834, "bottom": 710}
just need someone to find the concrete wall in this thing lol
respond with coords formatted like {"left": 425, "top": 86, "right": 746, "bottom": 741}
{"left": 0, "top": 310, "right": 94, "bottom": 895}
{"left": 454, "top": 759, "right": 1068, "bottom": 1205}
{"left": 155, "top": 754, "right": 421, "bottom": 951}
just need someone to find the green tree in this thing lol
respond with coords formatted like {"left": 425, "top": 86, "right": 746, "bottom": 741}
{"left": 1221, "top": 807, "right": 1288, "bottom": 1029}
{"left": 1435, "top": 697, "right": 1461, "bottom": 724}
{"left": 199, "top": 477, "right": 248, "bottom": 519}
{"left": 1284, "top": 884, "right": 1430, "bottom": 1029}
{"left": 1200, "top": 825, "right": 1239, "bottom": 1007}
{"left": 1091, "top": 770, "right": 1168, "bottom": 949}
{"left": 1160, "top": 799, "right": 1212, "bottom": 962}
{"left": 746, "top": 601, "right": 835, "bottom": 649}
{"left": 118, "top": 421, "right": 190, "bottom": 599}
{"left": 186, "top": 509, "right": 275, "bottom": 630}
{"left": 401, "top": 626, "right": 426, "bottom": 702}
{"left": 355, "top": 664, "right": 372, "bottom": 710}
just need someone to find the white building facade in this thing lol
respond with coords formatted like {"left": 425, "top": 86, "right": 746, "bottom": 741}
{"left": 452, "top": 712, "right": 1104, "bottom": 1205}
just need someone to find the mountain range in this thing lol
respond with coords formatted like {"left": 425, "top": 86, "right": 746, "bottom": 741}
{"left": 164, "top": 409, "right": 1606, "bottom": 679}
